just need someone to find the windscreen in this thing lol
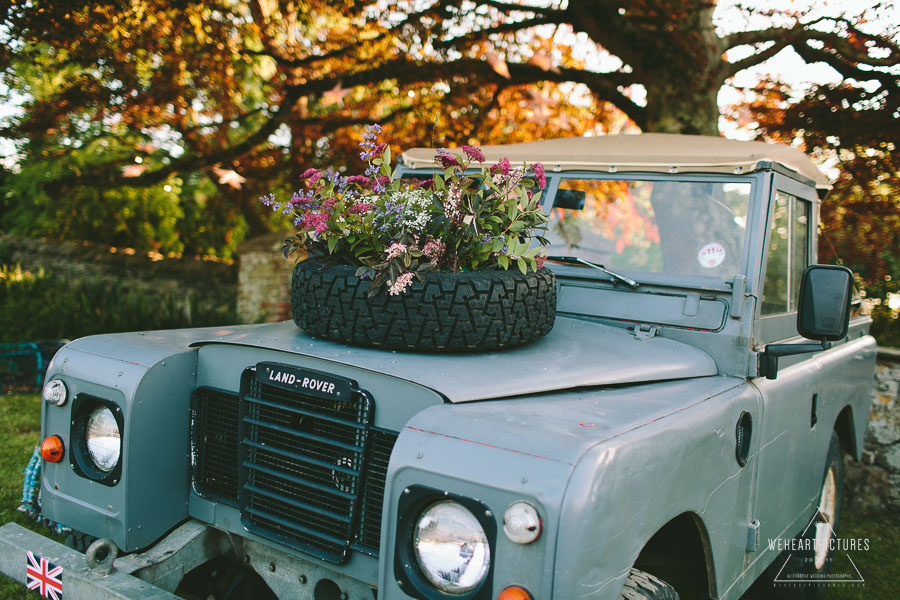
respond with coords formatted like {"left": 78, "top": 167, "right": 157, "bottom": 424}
{"left": 545, "top": 178, "right": 752, "bottom": 279}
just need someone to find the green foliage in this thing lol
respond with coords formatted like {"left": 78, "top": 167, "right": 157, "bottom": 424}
{"left": 0, "top": 264, "right": 237, "bottom": 343}
{"left": 279, "top": 131, "right": 548, "bottom": 295}
{"left": 870, "top": 303, "right": 900, "bottom": 349}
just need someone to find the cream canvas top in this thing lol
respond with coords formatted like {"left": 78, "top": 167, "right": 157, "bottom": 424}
{"left": 400, "top": 133, "right": 831, "bottom": 193}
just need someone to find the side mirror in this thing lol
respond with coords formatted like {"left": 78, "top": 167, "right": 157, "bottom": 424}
{"left": 797, "top": 264, "right": 853, "bottom": 341}
{"left": 762, "top": 265, "right": 853, "bottom": 380}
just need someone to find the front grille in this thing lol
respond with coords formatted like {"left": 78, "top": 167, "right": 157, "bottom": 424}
{"left": 355, "top": 428, "right": 398, "bottom": 554}
{"left": 191, "top": 388, "right": 240, "bottom": 503}
{"left": 191, "top": 368, "right": 398, "bottom": 563}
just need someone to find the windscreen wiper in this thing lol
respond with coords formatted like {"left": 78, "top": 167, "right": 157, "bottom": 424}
{"left": 547, "top": 255, "right": 639, "bottom": 289}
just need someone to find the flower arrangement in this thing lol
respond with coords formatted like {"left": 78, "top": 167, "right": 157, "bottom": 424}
{"left": 264, "top": 124, "right": 549, "bottom": 295}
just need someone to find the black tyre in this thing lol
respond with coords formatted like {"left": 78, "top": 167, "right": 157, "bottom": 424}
{"left": 64, "top": 530, "right": 97, "bottom": 553}
{"left": 291, "top": 260, "right": 556, "bottom": 352}
{"left": 619, "top": 568, "right": 680, "bottom": 599}
{"left": 748, "top": 431, "right": 844, "bottom": 600}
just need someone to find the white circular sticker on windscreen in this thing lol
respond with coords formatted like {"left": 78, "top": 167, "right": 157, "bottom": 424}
{"left": 698, "top": 243, "right": 726, "bottom": 268}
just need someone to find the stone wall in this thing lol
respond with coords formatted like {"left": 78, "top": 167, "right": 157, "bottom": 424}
{"left": 0, "top": 234, "right": 237, "bottom": 309}
{"left": 845, "top": 349, "right": 900, "bottom": 514}
{"left": 236, "top": 231, "right": 295, "bottom": 324}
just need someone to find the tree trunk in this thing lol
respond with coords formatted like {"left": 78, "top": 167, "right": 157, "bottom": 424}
{"left": 644, "top": 81, "right": 721, "bottom": 135}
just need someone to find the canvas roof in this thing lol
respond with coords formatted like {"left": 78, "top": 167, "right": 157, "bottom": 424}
{"left": 400, "top": 133, "right": 831, "bottom": 192}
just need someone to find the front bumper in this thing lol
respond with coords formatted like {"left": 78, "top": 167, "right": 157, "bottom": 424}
{"left": 0, "top": 520, "right": 378, "bottom": 600}
{"left": 0, "top": 522, "right": 178, "bottom": 599}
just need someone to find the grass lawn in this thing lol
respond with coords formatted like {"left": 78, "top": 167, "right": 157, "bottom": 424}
{"left": 822, "top": 511, "right": 900, "bottom": 600}
{"left": 0, "top": 392, "right": 897, "bottom": 599}
{"left": 0, "top": 393, "right": 64, "bottom": 600}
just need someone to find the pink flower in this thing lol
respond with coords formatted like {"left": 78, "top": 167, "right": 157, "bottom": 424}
{"left": 388, "top": 272, "right": 415, "bottom": 295}
{"left": 308, "top": 171, "right": 326, "bottom": 186}
{"left": 417, "top": 178, "right": 434, "bottom": 190}
{"left": 532, "top": 162, "right": 546, "bottom": 190}
{"left": 422, "top": 239, "right": 445, "bottom": 263}
{"left": 462, "top": 145, "right": 485, "bottom": 162}
{"left": 301, "top": 212, "right": 329, "bottom": 234}
{"left": 535, "top": 253, "right": 546, "bottom": 269}
{"left": 371, "top": 143, "right": 387, "bottom": 157}
{"left": 385, "top": 242, "right": 407, "bottom": 259}
{"left": 299, "top": 168, "right": 320, "bottom": 181}
{"left": 288, "top": 193, "right": 311, "bottom": 205}
{"left": 438, "top": 154, "right": 459, "bottom": 168}
{"left": 490, "top": 157, "right": 510, "bottom": 176}
{"left": 370, "top": 175, "right": 390, "bottom": 190}
{"left": 347, "top": 202, "right": 374, "bottom": 214}
{"left": 345, "top": 175, "right": 371, "bottom": 186}
{"left": 320, "top": 197, "right": 337, "bottom": 210}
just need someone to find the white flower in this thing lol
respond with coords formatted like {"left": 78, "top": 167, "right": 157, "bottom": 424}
{"left": 388, "top": 272, "right": 415, "bottom": 295}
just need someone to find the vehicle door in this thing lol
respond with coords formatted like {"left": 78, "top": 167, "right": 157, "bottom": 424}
{"left": 750, "top": 173, "right": 826, "bottom": 564}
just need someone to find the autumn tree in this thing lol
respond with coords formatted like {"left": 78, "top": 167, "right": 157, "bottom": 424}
{"left": 1, "top": 0, "right": 897, "bottom": 256}
{"left": 743, "top": 29, "right": 900, "bottom": 343}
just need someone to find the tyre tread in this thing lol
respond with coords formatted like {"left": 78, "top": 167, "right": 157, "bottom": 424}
{"left": 619, "top": 568, "right": 680, "bottom": 600}
{"left": 291, "top": 261, "right": 556, "bottom": 351}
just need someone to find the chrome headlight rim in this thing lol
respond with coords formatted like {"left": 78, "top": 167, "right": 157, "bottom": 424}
{"left": 395, "top": 486, "right": 496, "bottom": 600}
{"left": 69, "top": 394, "right": 124, "bottom": 487}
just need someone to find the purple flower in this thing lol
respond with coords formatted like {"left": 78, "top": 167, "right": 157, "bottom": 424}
{"left": 462, "top": 145, "right": 485, "bottom": 163}
{"left": 532, "top": 162, "right": 546, "bottom": 190}
{"left": 288, "top": 192, "right": 311, "bottom": 205}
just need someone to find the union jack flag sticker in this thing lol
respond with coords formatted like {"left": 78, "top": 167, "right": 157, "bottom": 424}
{"left": 26, "top": 550, "right": 63, "bottom": 600}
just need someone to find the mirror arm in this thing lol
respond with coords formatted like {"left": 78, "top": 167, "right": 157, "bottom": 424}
{"left": 761, "top": 340, "right": 829, "bottom": 380}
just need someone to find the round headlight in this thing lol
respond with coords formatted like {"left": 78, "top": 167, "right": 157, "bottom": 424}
{"left": 413, "top": 501, "right": 490, "bottom": 594}
{"left": 85, "top": 407, "right": 120, "bottom": 472}
{"left": 43, "top": 379, "right": 67, "bottom": 406}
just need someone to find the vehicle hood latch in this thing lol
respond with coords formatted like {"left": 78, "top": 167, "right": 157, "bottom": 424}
{"left": 631, "top": 324, "right": 659, "bottom": 341}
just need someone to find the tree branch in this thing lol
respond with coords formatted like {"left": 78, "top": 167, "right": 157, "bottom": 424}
{"left": 109, "top": 86, "right": 304, "bottom": 187}
{"left": 472, "top": 0, "right": 567, "bottom": 18}
{"left": 724, "top": 19, "right": 899, "bottom": 68}
{"left": 433, "top": 15, "right": 559, "bottom": 49}
{"left": 243, "top": 0, "right": 456, "bottom": 69}
{"left": 722, "top": 41, "right": 790, "bottom": 79}
{"left": 83, "top": 57, "right": 640, "bottom": 187}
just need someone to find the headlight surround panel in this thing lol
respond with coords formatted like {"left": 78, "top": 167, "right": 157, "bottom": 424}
{"left": 69, "top": 394, "right": 124, "bottom": 486}
{"left": 395, "top": 485, "right": 496, "bottom": 600}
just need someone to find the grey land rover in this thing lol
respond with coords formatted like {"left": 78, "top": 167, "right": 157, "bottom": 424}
{"left": 0, "top": 134, "right": 877, "bottom": 600}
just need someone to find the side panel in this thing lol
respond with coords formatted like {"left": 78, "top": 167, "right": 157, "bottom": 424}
{"left": 41, "top": 345, "right": 199, "bottom": 551}
{"left": 376, "top": 377, "right": 750, "bottom": 599}
{"left": 553, "top": 384, "right": 761, "bottom": 600}
{"left": 744, "top": 334, "right": 877, "bottom": 587}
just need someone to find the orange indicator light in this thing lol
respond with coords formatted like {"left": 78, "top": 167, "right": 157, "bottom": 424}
{"left": 40, "top": 436, "right": 65, "bottom": 463}
{"left": 498, "top": 585, "right": 533, "bottom": 600}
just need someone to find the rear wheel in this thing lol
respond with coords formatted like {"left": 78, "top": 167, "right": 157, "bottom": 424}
{"left": 618, "top": 568, "right": 679, "bottom": 599}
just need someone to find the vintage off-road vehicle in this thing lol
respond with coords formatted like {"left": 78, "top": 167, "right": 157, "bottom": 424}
{"left": 0, "top": 134, "right": 877, "bottom": 600}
